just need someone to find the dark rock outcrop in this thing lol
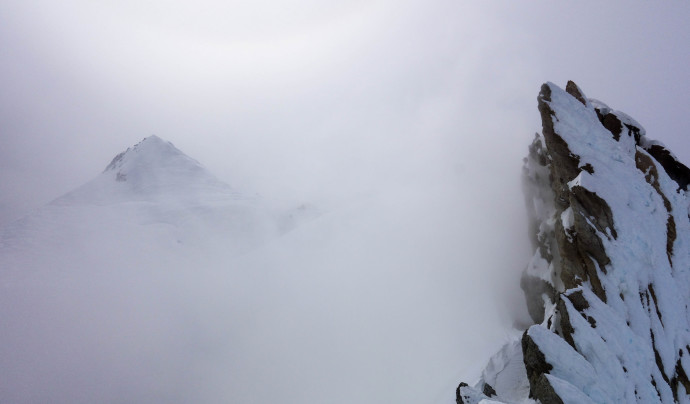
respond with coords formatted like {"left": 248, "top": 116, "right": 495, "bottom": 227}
{"left": 456, "top": 81, "right": 690, "bottom": 403}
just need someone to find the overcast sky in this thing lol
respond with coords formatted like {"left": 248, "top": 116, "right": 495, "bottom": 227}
{"left": 2, "top": 1, "right": 689, "bottom": 223}
{"left": 1, "top": 1, "right": 690, "bottom": 403}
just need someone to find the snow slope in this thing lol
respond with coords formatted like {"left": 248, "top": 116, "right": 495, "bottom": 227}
{"left": 0, "top": 135, "right": 524, "bottom": 404}
{"left": 0, "top": 136, "right": 318, "bottom": 264}
{"left": 0, "top": 136, "right": 319, "bottom": 402}
{"left": 457, "top": 82, "right": 690, "bottom": 403}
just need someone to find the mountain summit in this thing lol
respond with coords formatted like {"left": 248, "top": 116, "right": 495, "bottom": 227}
{"left": 1, "top": 136, "right": 317, "bottom": 265}
{"left": 104, "top": 135, "right": 203, "bottom": 177}
{"left": 456, "top": 82, "right": 690, "bottom": 403}
{"left": 0, "top": 134, "right": 328, "bottom": 403}
{"left": 57, "top": 135, "right": 238, "bottom": 205}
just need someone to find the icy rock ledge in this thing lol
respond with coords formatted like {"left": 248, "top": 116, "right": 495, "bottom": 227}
{"left": 456, "top": 81, "right": 690, "bottom": 404}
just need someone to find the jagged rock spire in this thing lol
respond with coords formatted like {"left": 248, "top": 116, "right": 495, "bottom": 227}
{"left": 457, "top": 82, "right": 690, "bottom": 403}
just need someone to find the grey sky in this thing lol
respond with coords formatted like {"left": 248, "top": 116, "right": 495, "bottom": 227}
{"left": 3, "top": 1, "right": 688, "bottom": 224}
{"left": 1, "top": 1, "right": 689, "bottom": 403}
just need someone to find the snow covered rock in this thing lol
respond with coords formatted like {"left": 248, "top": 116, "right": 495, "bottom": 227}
{"left": 457, "top": 81, "right": 690, "bottom": 403}
{"left": 70, "top": 134, "right": 242, "bottom": 203}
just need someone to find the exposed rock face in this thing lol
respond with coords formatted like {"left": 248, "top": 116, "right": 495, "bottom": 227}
{"left": 457, "top": 81, "right": 690, "bottom": 403}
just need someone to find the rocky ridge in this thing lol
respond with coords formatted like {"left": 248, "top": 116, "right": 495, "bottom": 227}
{"left": 457, "top": 82, "right": 690, "bottom": 403}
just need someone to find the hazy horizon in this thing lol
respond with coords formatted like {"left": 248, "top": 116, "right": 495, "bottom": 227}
{"left": 2, "top": 1, "right": 689, "bottom": 224}
{"left": 1, "top": 1, "right": 689, "bottom": 403}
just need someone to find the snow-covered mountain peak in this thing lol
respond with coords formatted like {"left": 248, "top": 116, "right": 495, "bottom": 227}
{"left": 2, "top": 135, "right": 318, "bottom": 269}
{"left": 103, "top": 135, "right": 188, "bottom": 173}
{"left": 57, "top": 136, "right": 237, "bottom": 205}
